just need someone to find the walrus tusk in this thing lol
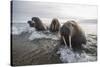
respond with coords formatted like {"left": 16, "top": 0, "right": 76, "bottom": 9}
{"left": 69, "top": 35, "right": 72, "bottom": 48}
{"left": 62, "top": 36, "right": 67, "bottom": 47}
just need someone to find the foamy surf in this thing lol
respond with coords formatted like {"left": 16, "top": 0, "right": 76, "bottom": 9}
{"left": 28, "top": 31, "right": 60, "bottom": 41}
{"left": 57, "top": 45, "right": 96, "bottom": 63}
{"left": 12, "top": 24, "right": 60, "bottom": 41}
{"left": 12, "top": 24, "right": 36, "bottom": 35}
{"left": 12, "top": 26, "right": 20, "bottom": 35}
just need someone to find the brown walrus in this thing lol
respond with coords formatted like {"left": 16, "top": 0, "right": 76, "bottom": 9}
{"left": 60, "top": 20, "right": 86, "bottom": 50}
{"left": 27, "top": 20, "right": 35, "bottom": 27}
{"left": 31, "top": 17, "right": 47, "bottom": 31}
{"left": 49, "top": 18, "right": 60, "bottom": 32}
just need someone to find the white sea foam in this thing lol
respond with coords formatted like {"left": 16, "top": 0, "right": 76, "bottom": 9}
{"left": 12, "top": 24, "right": 35, "bottom": 35}
{"left": 12, "top": 26, "right": 20, "bottom": 35}
{"left": 12, "top": 26, "right": 27, "bottom": 35}
{"left": 57, "top": 46, "right": 95, "bottom": 63}
{"left": 12, "top": 23, "right": 60, "bottom": 40}
{"left": 28, "top": 31, "right": 60, "bottom": 40}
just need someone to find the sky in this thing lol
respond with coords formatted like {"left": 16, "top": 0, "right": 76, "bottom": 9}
{"left": 12, "top": 1, "right": 98, "bottom": 22}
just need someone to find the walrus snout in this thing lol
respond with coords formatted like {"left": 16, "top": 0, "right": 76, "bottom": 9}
{"left": 27, "top": 20, "right": 35, "bottom": 27}
{"left": 60, "top": 26, "right": 70, "bottom": 36}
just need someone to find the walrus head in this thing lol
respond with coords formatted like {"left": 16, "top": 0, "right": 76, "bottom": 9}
{"left": 31, "top": 17, "right": 42, "bottom": 23}
{"left": 31, "top": 17, "right": 47, "bottom": 31}
{"left": 60, "top": 21, "right": 74, "bottom": 37}
{"left": 50, "top": 18, "right": 60, "bottom": 32}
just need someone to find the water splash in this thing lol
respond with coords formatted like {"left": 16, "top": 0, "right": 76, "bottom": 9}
{"left": 12, "top": 24, "right": 60, "bottom": 40}
{"left": 12, "top": 24, "right": 35, "bottom": 35}
{"left": 57, "top": 46, "right": 96, "bottom": 63}
{"left": 28, "top": 31, "right": 60, "bottom": 40}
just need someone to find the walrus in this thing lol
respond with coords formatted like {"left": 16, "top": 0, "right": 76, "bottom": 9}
{"left": 27, "top": 20, "right": 35, "bottom": 27}
{"left": 60, "top": 20, "right": 86, "bottom": 50}
{"left": 31, "top": 17, "right": 47, "bottom": 31}
{"left": 49, "top": 18, "right": 60, "bottom": 32}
